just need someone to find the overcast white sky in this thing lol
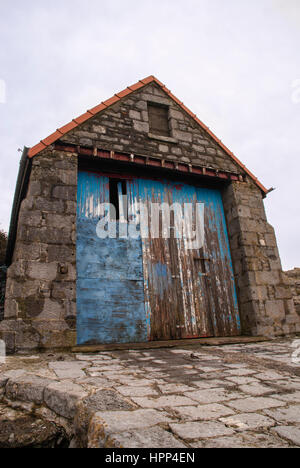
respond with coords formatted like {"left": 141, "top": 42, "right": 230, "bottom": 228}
{"left": 0, "top": 0, "right": 299, "bottom": 270}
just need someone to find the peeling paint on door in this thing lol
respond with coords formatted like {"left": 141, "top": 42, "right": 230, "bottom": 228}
{"left": 76, "top": 171, "right": 147, "bottom": 345}
{"left": 76, "top": 170, "right": 240, "bottom": 345}
{"left": 130, "top": 177, "right": 240, "bottom": 340}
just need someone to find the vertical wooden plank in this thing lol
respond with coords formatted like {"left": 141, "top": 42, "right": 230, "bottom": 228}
{"left": 194, "top": 187, "right": 241, "bottom": 337}
{"left": 171, "top": 183, "right": 213, "bottom": 338}
{"left": 134, "top": 178, "right": 184, "bottom": 341}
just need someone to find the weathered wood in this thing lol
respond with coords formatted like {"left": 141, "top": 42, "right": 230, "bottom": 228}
{"left": 72, "top": 336, "right": 270, "bottom": 353}
{"left": 55, "top": 141, "right": 245, "bottom": 184}
{"left": 76, "top": 171, "right": 147, "bottom": 346}
{"left": 133, "top": 177, "right": 240, "bottom": 341}
{"left": 77, "top": 171, "right": 240, "bottom": 346}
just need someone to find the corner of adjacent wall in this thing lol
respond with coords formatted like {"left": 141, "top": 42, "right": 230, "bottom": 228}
{"left": 0, "top": 148, "right": 78, "bottom": 353}
{"left": 222, "top": 178, "right": 300, "bottom": 337}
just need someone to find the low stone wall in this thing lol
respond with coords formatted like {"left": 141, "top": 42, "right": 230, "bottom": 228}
{"left": 285, "top": 268, "right": 300, "bottom": 317}
{"left": 0, "top": 361, "right": 136, "bottom": 448}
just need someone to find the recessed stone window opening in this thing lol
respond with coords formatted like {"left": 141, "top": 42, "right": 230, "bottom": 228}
{"left": 148, "top": 102, "right": 170, "bottom": 137}
{"left": 109, "top": 178, "right": 127, "bottom": 221}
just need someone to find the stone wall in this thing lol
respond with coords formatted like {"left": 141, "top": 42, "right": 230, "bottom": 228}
{"left": 0, "top": 150, "right": 77, "bottom": 352}
{"left": 285, "top": 268, "right": 300, "bottom": 317}
{"left": 223, "top": 181, "right": 299, "bottom": 336}
{"left": 60, "top": 82, "right": 242, "bottom": 175}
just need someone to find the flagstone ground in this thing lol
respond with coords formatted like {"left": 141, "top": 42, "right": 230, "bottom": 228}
{"left": 0, "top": 336, "right": 299, "bottom": 448}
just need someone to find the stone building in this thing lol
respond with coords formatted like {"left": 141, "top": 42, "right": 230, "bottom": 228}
{"left": 1, "top": 76, "right": 299, "bottom": 353}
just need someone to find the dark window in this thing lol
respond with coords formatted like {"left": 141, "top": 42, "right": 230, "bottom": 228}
{"left": 148, "top": 103, "right": 170, "bottom": 137}
{"left": 109, "top": 179, "right": 127, "bottom": 221}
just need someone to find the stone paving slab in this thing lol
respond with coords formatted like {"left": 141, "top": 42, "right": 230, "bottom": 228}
{"left": 88, "top": 409, "right": 173, "bottom": 448}
{"left": 49, "top": 361, "right": 91, "bottom": 379}
{"left": 263, "top": 405, "right": 300, "bottom": 424}
{"left": 273, "top": 426, "right": 300, "bottom": 446}
{"left": 224, "top": 364, "right": 249, "bottom": 369}
{"left": 225, "top": 368, "right": 258, "bottom": 377}
{"left": 219, "top": 413, "right": 276, "bottom": 431}
{"left": 108, "top": 426, "right": 186, "bottom": 449}
{"left": 157, "top": 383, "right": 194, "bottom": 394}
{"left": 238, "top": 383, "right": 275, "bottom": 396}
{"left": 174, "top": 404, "right": 234, "bottom": 421}
{"left": 226, "top": 397, "right": 287, "bottom": 413}
{"left": 117, "top": 378, "right": 154, "bottom": 387}
{"left": 90, "top": 409, "right": 172, "bottom": 434}
{"left": 225, "top": 376, "right": 258, "bottom": 385}
{"left": 115, "top": 386, "right": 159, "bottom": 397}
{"left": 169, "top": 421, "right": 235, "bottom": 440}
{"left": 184, "top": 388, "right": 241, "bottom": 404}
{"left": 132, "top": 395, "right": 198, "bottom": 408}
{"left": 271, "top": 392, "right": 300, "bottom": 403}
{"left": 191, "top": 380, "right": 228, "bottom": 389}
{"left": 274, "top": 380, "right": 300, "bottom": 391}
{"left": 191, "top": 432, "right": 291, "bottom": 448}
{"left": 255, "top": 371, "right": 290, "bottom": 381}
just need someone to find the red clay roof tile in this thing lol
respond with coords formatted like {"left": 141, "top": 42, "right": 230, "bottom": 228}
{"left": 58, "top": 121, "right": 78, "bottom": 134}
{"left": 72, "top": 112, "right": 91, "bottom": 125}
{"left": 88, "top": 103, "right": 107, "bottom": 115}
{"left": 28, "top": 142, "right": 47, "bottom": 158}
{"left": 41, "top": 131, "right": 63, "bottom": 146}
{"left": 128, "top": 82, "right": 144, "bottom": 91}
{"left": 103, "top": 95, "right": 120, "bottom": 107}
{"left": 152, "top": 76, "right": 164, "bottom": 87}
{"left": 139, "top": 77, "right": 153, "bottom": 85}
{"left": 27, "top": 75, "right": 268, "bottom": 193}
{"left": 170, "top": 95, "right": 183, "bottom": 106}
{"left": 115, "top": 89, "right": 132, "bottom": 99}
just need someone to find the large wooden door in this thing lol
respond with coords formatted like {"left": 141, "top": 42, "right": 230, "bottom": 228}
{"left": 132, "top": 178, "right": 241, "bottom": 339}
{"left": 76, "top": 170, "right": 240, "bottom": 346}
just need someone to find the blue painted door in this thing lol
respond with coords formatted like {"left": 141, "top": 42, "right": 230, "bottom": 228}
{"left": 76, "top": 170, "right": 240, "bottom": 345}
{"left": 76, "top": 171, "right": 147, "bottom": 345}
